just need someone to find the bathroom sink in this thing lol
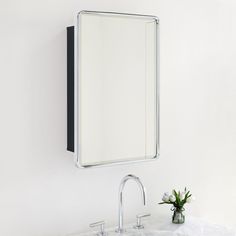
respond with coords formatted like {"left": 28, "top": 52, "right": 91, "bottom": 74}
{"left": 68, "top": 229, "right": 174, "bottom": 236}
{"left": 66, "top": 176, "right": 235, "bottom": 236}
{"left": 67, "top": 217, "right": 236, "bottom": 236}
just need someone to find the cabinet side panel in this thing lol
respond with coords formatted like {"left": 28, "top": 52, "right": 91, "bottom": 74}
{"left": 67, "top": 26, "right": 74, "bottom": 152}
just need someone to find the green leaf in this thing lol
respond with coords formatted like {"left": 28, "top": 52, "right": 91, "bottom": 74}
{"left": 173, "top": 190, "right": 178, "bottom": 197}
{"left": 159, "top": 202, "right": 173, "bottom": 205}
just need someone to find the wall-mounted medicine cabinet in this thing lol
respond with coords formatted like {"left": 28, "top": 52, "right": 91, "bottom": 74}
{"left": 67, "top": 11, "right": 160, "bottom": 168}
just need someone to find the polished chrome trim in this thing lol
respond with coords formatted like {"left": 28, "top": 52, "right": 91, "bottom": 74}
{"left": 78, "top": 10, "right": 159, "bottom": 22}
{"left": 74, "top": 13, "right": 79, "bottom": 166}
{"left": 156, "top": 16, "right": 160, "bottom": 159}
{"left": 133, "top": 213, "right": 151, "bottom": 229}
{"left": 116, "top": 174, "right": 146, "bottom": 233}
{"left": 90, "top": 221, "right": 107, "bottom": 236}
{"left": 75, "top": 155, "right": 159, "bottom": 169}
{"left": 74, "top": 10, "right": 160, "bottom": 169}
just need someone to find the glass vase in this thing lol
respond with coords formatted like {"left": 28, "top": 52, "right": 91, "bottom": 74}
{"left": 172, "top": 207, "right": 185, "bottom": 224}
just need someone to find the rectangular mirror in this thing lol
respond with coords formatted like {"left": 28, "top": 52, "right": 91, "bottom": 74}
{"left": 67, "top": 11, "right": 159, "bottom": 168}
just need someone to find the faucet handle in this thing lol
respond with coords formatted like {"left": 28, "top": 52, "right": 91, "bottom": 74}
{"left": 90, "top": 221, "right": 107, "bottom": 236}
{"left": 133, "top": 214, "right": 151, "bottom": 229}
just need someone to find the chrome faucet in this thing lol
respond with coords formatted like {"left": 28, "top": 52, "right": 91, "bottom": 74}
{"left": 116, "top": 174, "right": 146, "bottom": 233}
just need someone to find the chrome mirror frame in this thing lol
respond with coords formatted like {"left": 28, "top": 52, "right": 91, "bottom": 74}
{"left": 72, "top": 10, "right": 160, "bottom": 168}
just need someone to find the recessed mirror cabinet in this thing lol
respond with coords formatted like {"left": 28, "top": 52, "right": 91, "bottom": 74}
{"left": 67, "top": 11, "right": 160, "bottom": 168}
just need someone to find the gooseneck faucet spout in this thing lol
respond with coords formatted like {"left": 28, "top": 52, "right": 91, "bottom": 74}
{"left": 116, "top": 174, "right": 146, "bottom": 233}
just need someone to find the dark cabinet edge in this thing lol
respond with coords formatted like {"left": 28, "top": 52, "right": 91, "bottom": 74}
{"left": 67, "top": 26, "right": 75, "bottom": 152}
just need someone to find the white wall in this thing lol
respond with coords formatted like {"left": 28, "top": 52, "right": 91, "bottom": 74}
{"left": 0, "top": 0, "right": 236, "bottom": 235}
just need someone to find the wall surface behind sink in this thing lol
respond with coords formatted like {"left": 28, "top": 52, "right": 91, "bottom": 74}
{"left": 0, "top": 0, "right": 236, "bottom": 235}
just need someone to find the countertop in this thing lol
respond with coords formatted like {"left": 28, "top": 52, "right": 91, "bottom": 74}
{"left": 68, "top": 217, "right": 236, "bottom": 236}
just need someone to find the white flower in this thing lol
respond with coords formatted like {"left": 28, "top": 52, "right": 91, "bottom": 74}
{"left": 186, "top": 195, "right": 195, "bottom": 203}
{"left": 162, "top": 192, "right": 170, "bottom": 202}
{"left": 164, "top": 192, "right": 169, "bottom": 196}
{"left": 169, "top": 195, "right": 176, "bottom": 202}
{"left": 180, "top": 192, "right": 185, "bottom": 201}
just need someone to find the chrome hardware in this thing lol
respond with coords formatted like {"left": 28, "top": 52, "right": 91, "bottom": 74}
{"left": 116, "top": 174, "right": 146, "bottom": 233}
{"left": 90, "top": 221, "right": 107, "bottom": 236}
{"left": 133, "top": 213, "right": 151, "bottom": 229}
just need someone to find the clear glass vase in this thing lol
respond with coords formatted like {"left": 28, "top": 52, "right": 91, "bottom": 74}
{"left": 172, "top": 207, "right": 185, "bottom": 224}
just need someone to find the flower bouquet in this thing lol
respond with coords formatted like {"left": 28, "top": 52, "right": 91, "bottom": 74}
{"left": 159, "top": 188, "right": 194, "bottom": 224}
